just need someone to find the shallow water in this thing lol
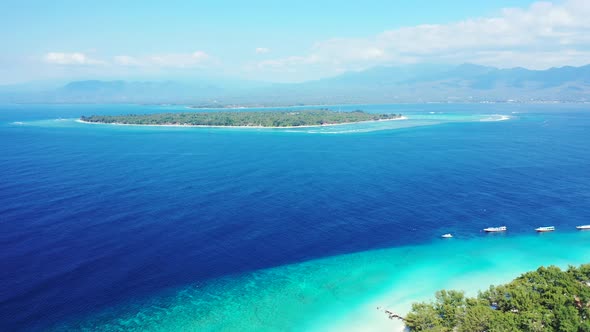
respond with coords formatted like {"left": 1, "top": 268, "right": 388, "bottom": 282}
{"left": 49, "top": 231, "right": 590, "bottom": 332}
{"left": 0, "top": 103, "right": 589, "bottom": 331}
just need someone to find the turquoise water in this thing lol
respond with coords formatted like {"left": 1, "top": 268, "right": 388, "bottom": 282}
{"left": 19, "top": 107, "right": 508, "bottom": 134}
{"left": 56, "top": 232, "right": 590, "bottom": 331}
{"left": 1, "top": 103, "right": 589, "bottom": 331}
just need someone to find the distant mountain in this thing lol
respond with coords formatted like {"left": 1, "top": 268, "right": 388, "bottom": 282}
{"left": 2, "top": 64, "right": 590, "bottom": 104}
{"left": 57, "top": 80, "right": 220, "bottom": 103}
{"left": 249, "top": 63, "right": 590, "bottom": 104}
{"left": 54, "top": 80, "right": 225, "bottom": 103}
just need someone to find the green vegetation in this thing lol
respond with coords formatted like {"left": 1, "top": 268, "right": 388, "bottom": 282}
{"left": 405, "top": 264, "right": 590, "bottom": 331}
{"left": 80, "top": 109, "right": 403, "bottom": 127}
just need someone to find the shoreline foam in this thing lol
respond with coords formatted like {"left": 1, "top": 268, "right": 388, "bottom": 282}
{"left": 480, "top": 114, "right": 511, "bottom": 122}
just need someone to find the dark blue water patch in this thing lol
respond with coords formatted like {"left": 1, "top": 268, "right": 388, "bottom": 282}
{"left": 0, "top": 104, "right": 589, "bottom": 331}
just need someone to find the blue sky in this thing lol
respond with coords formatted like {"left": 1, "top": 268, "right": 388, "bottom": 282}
{"left": 1, "top": 0, "right": 589, "bottom": 84}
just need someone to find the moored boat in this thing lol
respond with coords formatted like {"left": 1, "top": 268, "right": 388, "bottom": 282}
{"left": 441, "top": 233, "right": 453, "bottom": 238}
{"left": 535, "top": 226, "right": 555, "bottom": 232}
{"left": 483, "top": 226, "right": 507, "bottom": 233}
{"left": 576, "top": 225, "right": 590, "bottom": 230}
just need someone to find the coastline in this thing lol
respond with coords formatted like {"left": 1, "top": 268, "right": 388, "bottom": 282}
{"left": 317, "top": 232, "right": 590, "bottom": 332}
{"left": 76, "top": 116, "right": 408, "bottom": 129}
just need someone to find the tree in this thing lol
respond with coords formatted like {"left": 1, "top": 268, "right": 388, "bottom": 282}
{"left": 404, "top": 264, "right": 590, "bottom": 331}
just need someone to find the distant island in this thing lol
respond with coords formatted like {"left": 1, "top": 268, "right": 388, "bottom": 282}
{"left": 80, "top": 110, "right": 404, "bottom": 128}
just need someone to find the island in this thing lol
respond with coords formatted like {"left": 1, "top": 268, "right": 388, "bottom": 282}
{"left": 79, "top": 109, "right": 404, "bottom": 128}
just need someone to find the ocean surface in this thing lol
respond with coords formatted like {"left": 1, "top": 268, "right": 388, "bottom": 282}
{"left": 0, "top": 103, "right": 589, "bottom": 331}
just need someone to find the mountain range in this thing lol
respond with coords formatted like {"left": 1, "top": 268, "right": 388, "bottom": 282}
{"left": 2, "top": 64, "right": 589, "bottom": 105}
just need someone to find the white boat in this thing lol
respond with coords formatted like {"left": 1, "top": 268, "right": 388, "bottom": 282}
{"left": 576, "top": 225, "right": 590, "bottom": 230}
{"left": 483, "top": 226, "right": 507, "bottom": 233}
{"left": 441, "top": 233, "right": 453, "bottom": 238}
{"left": 535, "top": 226, "right": 555, "bottom": 232}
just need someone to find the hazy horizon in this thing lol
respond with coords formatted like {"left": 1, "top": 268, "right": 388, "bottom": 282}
{"left": 2, "top": 62, "right": 588, "bottom": 105}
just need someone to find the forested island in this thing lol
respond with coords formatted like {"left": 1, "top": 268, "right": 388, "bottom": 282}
{"left": 80, "top": 109, "right": 403, "bottom": 127}
{"left": 404, "top": 264, "right": 590, "bottom": 331}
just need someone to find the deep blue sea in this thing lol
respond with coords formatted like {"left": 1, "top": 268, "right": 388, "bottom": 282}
{"left": 1, "top": 103, "right": 589, "bottom": 331}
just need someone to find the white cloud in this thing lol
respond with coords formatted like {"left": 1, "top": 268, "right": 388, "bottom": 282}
{"left": 113, "top": 51, "right": 215, "bottom": 68}
{"left": 149, "top": 51, "right": 213, "bottom": 68}
{"left": 43, "top": 51, "right": 216, "bottom": 69}
{"left": 255, "top": 47, "right": 270, "bottom": 54}
{"left": 44, "top": 52, "right": 105, "bottom": 65}
{"left": 38, "top": 1, "right": 590, "bottom": 82}
{"left": 113, "top": 55, "right": 141, "bottom": 66}
{"left": 258, "top": 55, "right": 320, "bottom": 68}
{"left": 254, "top": 0, "right": 590, "bottom": 78}
{"left": 472, "top": 49, "right": 590, "bottom": 69}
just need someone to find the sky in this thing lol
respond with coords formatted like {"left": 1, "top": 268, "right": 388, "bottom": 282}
{"left": 1, "top": 0, "right": 590, "bottom": 84}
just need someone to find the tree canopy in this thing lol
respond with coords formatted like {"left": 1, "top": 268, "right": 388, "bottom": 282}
{"left": 405, "top": 264, "right": 590, "bottom": 331}
{"left": 80, "top": 109, "right": 403, "bottom": 127}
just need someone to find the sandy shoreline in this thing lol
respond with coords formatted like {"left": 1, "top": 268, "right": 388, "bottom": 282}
{"left": 76, "top": 116, "right": 408, "bottom": 129}
{"left": 312, "top": 232, "right": 590, "bottom": 332}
